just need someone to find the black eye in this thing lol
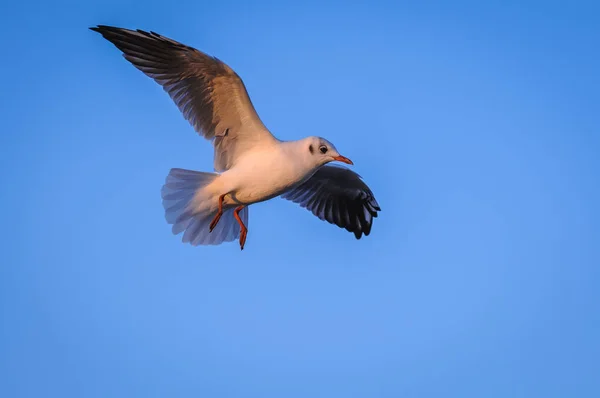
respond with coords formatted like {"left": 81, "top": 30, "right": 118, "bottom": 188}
{"left": 319, "top": 145, "right": 328, "bottom": 154}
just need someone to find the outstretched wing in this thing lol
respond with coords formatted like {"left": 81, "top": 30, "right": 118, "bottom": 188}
{"left": 281, "top": 165, "right": 381, "bottom": 239}
{"left": 91, "top": 25, "right": 275, "bottom": 171}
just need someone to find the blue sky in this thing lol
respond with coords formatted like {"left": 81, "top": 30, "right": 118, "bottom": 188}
{"left": 1, "top": 1, "right": 599, "bottom": 397}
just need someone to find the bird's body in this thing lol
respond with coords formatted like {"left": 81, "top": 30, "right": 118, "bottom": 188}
{"left": 91, "top": 25, "right": 381, "bottom": 249}
{"left": 216, "top": 140, "right": 315, "bottom": 206}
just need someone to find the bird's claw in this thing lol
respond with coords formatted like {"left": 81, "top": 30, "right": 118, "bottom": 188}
{"left": 239, "top": 228, "right": 247, "bottom": 250}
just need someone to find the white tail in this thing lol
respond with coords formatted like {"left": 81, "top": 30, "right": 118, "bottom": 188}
{"left": 161, "top": 168, "right": 248, "bottom": 246}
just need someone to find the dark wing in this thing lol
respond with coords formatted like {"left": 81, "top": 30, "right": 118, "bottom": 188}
{"left": 90, "top": 25, "right": 274, "bottom": 171}
{"left": 281, "top": 165, "right": 381, "bottom": 239}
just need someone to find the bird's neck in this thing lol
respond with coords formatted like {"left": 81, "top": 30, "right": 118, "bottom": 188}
{"left": 279, "top": 140, "right": 311, "bottom": 166}
{"left": 281, "top": 140, "right": 328, "bottom": 187}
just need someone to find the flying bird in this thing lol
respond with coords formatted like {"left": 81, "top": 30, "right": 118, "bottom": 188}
{"left": 90, "top": 25, "right": 381, "bottom": 250}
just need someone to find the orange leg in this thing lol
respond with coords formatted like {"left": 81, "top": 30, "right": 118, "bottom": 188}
{"left": 209, "top": 194, "right": 226, "bottom": 233}
{"left": 233, "top": 205, "right": 248, "bottom": 250}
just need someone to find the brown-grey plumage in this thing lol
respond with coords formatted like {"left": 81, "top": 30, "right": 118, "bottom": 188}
{"left": 281, "top": 165, "right": 381, "bottom": 239}
{"left": 89, "top": 25, "right": 275, "bottom": 172}
{"left": 91, "top": 25, "right": 381, "bottom": 247}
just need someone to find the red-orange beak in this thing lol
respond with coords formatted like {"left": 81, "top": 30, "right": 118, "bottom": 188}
{"left": 332, "top": 155, "right": 353, "bottom": 165}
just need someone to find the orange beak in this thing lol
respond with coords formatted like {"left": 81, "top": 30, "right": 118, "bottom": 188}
{"left": 332, "top": 155, "right": 354, "bottom": 165}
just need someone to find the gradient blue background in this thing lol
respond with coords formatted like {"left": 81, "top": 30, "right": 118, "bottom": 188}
{"left": 1, "top": 1, "right": 599, "bottom": 396}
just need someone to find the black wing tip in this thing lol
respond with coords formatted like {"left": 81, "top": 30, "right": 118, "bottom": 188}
{"left": 89, "top": 25, "right": 196, "bottom": 55}
{"left": 89, "top": 24, "right": 117, "bottom": 33}
{"left": 89, "top": 25, "right": 154, "bottom": 38}
{"left": 350, "top": 220, "right": 373, "bottom": 240}
{"left": 351, "top": 198, "right": 380, "bottom": 240}
{"left": 89, "top": 25, "right": 127, "bottom": 40}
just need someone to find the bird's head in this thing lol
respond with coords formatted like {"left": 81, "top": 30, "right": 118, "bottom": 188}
{"left": 304, "top": 136, "right": 353, "bottom": 167}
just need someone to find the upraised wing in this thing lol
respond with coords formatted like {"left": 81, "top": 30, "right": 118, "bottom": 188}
{"left": 91, "top": 25, "right": 275, "bottom": 171}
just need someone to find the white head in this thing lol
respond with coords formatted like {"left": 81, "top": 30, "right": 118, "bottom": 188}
{"left": 301, "top": 136, "right": 353, "bottom": 167}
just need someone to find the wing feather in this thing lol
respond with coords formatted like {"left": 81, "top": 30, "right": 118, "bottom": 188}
{"left": 91, "top": 25, "right": 275, "bottom": 171}
{"left": 281, "top": 165, "right": 381, "bottom": 239}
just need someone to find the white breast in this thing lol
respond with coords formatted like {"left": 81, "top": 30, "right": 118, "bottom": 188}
{"left": 220, "top": 142, "right": 314, "bottom": 206}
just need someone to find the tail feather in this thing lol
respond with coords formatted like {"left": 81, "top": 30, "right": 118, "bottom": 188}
{"left": 161, "top": 168, "right": 249, "bottom": 247}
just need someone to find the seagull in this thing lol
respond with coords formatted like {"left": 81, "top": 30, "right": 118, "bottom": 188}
{"left": 90, "top": 25, "right": 381, "bottom": 250}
